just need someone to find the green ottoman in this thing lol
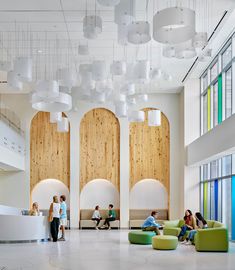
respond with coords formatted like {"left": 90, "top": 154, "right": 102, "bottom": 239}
{"left": 163, "top": 227, "right": 181, "bottom": 237}
{"left": 128, "top": 231, "right": 156, "bottom": 245}
{"left": 152, "top": 235, "right": 178, "bottom": 250}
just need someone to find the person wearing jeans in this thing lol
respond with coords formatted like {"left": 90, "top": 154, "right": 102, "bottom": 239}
{"left": 178, "top": 209, "right": 196, "bottom": 241}
{"left": 92, "top": 205, "right": 102, "bottom": 230}
{"left": 49, "top": 196, "right": 61, "bottom": 242}
{"left": 101, "top": 204, "right": 116, "bottom": 230}
{"left": 142, "top": 211, "right": 161, "bottom": 235}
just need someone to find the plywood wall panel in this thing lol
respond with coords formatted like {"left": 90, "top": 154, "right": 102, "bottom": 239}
{"left": 80, "top": 108, "right": 120, "bottom": 191}
{"left": 30, "top": 112, "right": 70, "bottom": 192}
{"left": 130, "top": 108, "right": 170, "bottom": 193}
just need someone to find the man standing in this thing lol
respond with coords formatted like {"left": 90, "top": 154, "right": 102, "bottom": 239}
{"left": 58, "top": 195, "right": 67, "bottom": 241}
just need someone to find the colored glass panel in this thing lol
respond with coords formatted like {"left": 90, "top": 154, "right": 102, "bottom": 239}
{"left": 204, "top": 182, "right": 208, "bottom": 219}
{"left": 218, "top": 74, "right": 223, "bottom": 124}
{"left": 232, "top": 176, "right": 235, "bottom": 241}
{"left": 207, "top": 87, "right": 211, "bottom": 131}
{"left": 214, "top": 180, "right": 218, "bottom": 221}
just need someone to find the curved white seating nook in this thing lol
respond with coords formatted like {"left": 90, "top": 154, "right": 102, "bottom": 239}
{"left": 129, "top": 179, "right": 169, "bottom": 228}
{"left": 80, "top": 179, "right": 120, "bottom": 229}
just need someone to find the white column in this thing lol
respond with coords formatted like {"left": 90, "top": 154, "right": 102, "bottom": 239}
{"left": 69, "top": 120, "right": 80, "bottom": 228}
{"left": 183, "top": 79, "right": 200, "bottom": 214}
{"left": 119, "top": 118, "right": 129, "bottom": 228}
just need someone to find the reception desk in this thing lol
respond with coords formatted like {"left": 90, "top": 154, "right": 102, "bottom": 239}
{"left": 0, "top": 205, "right": 50, "bottom": 243}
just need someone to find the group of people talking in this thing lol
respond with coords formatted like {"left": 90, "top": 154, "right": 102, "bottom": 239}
{"left": 141, "top": 209, "right": 208, "bottom": 244}
{"left": 91, "top": 204, "right": 116, "bottom": 230}
{"left": 30, "top": 195, "right": 68, "bottom": 242}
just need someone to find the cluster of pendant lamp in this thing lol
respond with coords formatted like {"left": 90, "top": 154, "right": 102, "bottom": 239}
{"left": 3, "top": 1, "right": 212, "bottom": 131}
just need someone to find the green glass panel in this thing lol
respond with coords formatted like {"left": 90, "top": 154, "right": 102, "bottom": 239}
{"left": 204, "top": 182, "right": 208, "bottom": 219}
{"left": 218, "top": 74, "right": 223, "bottom": 123}
{"left": 207, "top": 87, "right": 211, "bottom": 131}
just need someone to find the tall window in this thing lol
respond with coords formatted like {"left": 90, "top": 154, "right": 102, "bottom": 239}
{"left": 200, "top": 154, "right": 234, "bottom": 240}
{"left": 213, "top": 82, "right": 218, "bottom": 127}
{"left": 200, "top": 36, "right": 234, "bottom": 134}
{"left": 203, "top": 93, "right": 208, "bottom": 134}
{"left": 225, "top": 67, "right": 232, "bottom": 118}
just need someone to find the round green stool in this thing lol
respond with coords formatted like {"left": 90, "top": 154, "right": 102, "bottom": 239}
{"left": 152, "top": 235, "right": 178, "bottom": 250}
{"left": 128, "top": 231, "right": 156, "bottom": 245}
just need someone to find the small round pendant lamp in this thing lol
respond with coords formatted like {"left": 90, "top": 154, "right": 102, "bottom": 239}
{"left": 128, "top": 21, "right": 151, "bottom": 44}
{"left": 57, "top": 117, "right": 69, "bottom": 132}
{"left": 115, "top": 101, "right": 127, "bottom": 118}
{"left": 193, "top": 32, "right": 208, "bottom": 48}
{"left": 35, "top": 80, "right": 59, "bottom": 99}
{"left": 128, "top": 110, "right": 145, "bottom": 122}
{"left": 7, "top": 70, "right": 23, "bottom": 90}
{"left": 50, "top": 112, "right": 62, "bottom": 123}
{"left": 92, "top": 60, "right": 107, "bottom": 81}
{"left": 148, "top": 110, "right": 161, "bottom": 126}
{"left": 110, "top": 61, "right": 127, "bottom": 76}
{"left": 14, "top": 57, "right": 32, "bottom": 82}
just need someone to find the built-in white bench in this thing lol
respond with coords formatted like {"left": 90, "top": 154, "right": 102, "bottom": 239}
{"left": 80, "top": 209, "right": 120, "bottom": 229}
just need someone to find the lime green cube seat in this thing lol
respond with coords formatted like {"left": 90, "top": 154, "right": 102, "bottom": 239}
{"left": 128, "top": 231, "right": 156, "bottom": 245}
{"left": 152, "top": 235, "right": 178, "bottom": 250}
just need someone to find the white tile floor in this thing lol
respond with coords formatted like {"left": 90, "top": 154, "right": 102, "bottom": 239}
{"left": 0, "top": 230, "right": 235, "bottom": 270}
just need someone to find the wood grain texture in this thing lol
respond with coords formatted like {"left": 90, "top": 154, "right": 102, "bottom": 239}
{"left": 80, "top": 108, "right": 120, "bottom": 191}
{"left": 129, "top": 108, "right": 170, "bottom": 194}
{"left": 30, "top": 112, "right": 70, "bottom": 192}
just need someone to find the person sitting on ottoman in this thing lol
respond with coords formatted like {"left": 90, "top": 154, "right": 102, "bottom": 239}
{"left": 142, "top": 211, "right": 161, "bottom": 235}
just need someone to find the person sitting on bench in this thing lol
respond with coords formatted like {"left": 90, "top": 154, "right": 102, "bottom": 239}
{"left": 101, "top": 204, "right": 116, "bottom": 230}
{"left": 142, "top": 211, "right": 161, "bottom": 235}
{"left": 91, "top": 205, "right": 102, "bottom": 230}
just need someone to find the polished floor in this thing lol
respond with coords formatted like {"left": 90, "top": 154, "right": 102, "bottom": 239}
{"left": 0, "top": 230, "right": 235, "bottom": 270}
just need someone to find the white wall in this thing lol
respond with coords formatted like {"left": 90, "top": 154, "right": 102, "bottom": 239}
{"left": 130, "top": 179, "right": 168, "bottom": 209}
{"left": 80, "top": 179, "right": 119, "bottom": 209}
{"left": 31, "top": 178, "right": 70, "bottom": 209}
{"left": 0, "top": 92, "right": 183, "bottom": 227}
{"left": 182, "top": 79, "right": 200, "bottom": 215}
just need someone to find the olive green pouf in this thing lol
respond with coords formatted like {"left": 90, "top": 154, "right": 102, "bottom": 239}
{"left": 128, "top": 231, "right": 156, "bottom": 245}
{"left": 152, "top": 235, "right": 178, "bottom": 250}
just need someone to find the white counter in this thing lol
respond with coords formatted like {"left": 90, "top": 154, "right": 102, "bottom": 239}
{"left": 0, "top": 215, "right": 50, "bottom": 242}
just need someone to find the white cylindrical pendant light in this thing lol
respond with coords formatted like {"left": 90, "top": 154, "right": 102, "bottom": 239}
{"left": 128, "top": 21, "right": 151, "bottom": 44}
{"left": 72, "top": 86, "right": 91, "bottom": 101}
{"left": 148, "top": 110, "right": 161, "bottom": 126}
{"left": 133, "top": 60, "right": 150, "bottom": 83}
{"left": 78, "top": 44, "right": 89, "bottom": 55}
{"left": 117, "top": 24, "right": 129, "bottom": 45}
{"left": 83, "top": 15, "right": 102, "bottom": 39}
{"left": 115, "top": 101, "right": 127, "bottom": 118}
{"left": 163, "top": 46, "right": 175, "bottom": 58}
{"left": 153, "top": 7, "right": 195, "bottom": 44}
{"left": 120, "top": 83, "right": 135, "bottom": 95}
{"left": 35, "top": 80, "right": 59, "bottom": 99}
{"left": 150, "top": 68, "right": 162, "bottom": 79}
{"left": 79, "top": 63, "right": 92, "bottom": 75}
{"left": 32, "top": 92, "right": 72, "bottom": 112}
{"left": 114, "top": 0, "right": 135, "bottom": 26}
{"left": 175, "top": 40, "right": 197, "bottom": 59}
{"left": 193, "top": 32, "right": 208, "bottom": 48}
{"left": 93, "top": 91, "right": 106, "bottom": 103}
{"left": 96, "top": 79, "right": 113, "bottom": 95}
{"left": 110, "top": 61, "right": 127, "bottom": 76}
{"left": 57, "top": 68, "right": 77, "bottom": 88}
{"left": 136, "top": 94, "right": 148, "bottom": 102}
{"left": 57, "top": 117, "right": 69, "bottom": 132}
{"left": 97, "top": 0, "right": 120, "bottom": 6}
{"left": 128, "top": 110, "right": 145, "bottom": 122}
{"left": 50, "top": 112, "right": 62, "bottom": 123}
{"left": 92, "top": 60, "right": 107, "bottom": 81}
{"left": 7, "top": 70, "right": 23, "bottom": 90}
{"left": 14, "top": 57, "right": 32, "bottom": 82}
{"left": 0, "top": 61, "right": 11, "bottom": 71}
{"left": 127, "top": 95, "right": 136, "bottom": 105}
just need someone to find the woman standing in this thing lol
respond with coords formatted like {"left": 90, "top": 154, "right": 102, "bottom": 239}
{"left": 178, "top": 209, "right": 196, "bottom": 241}
{"left": 49, "top": 196, "right": 61, "bottom": 242}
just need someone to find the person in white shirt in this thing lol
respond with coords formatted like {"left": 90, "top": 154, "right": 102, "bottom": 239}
{"left": 49, "top": 196, "right": 61, "bottom": 242}
{"left": 92, "top": 205, "right": 102, "bottom": 230}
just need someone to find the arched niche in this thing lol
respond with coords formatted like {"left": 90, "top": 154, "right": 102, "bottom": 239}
{"left": 80, "top": 108, "right": 120, "bottom": 191}
{"left": 129, "top": 108, "right": 170, "bottom": 195}
{"left": 80, "top": 179, "right": 119, "bottom": 209}
{"left": 30, "top": 112, "right": 70, "bottom": 194}
{"left": 31, "top": 178, "right": 70, "bottom": 209}
{"left": 130, "top": 179, "right": 168, "bottom": 209}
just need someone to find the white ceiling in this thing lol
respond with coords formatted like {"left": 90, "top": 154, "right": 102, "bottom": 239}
{"left": 0, "top": 0, "right": 234, "bottom": 94}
